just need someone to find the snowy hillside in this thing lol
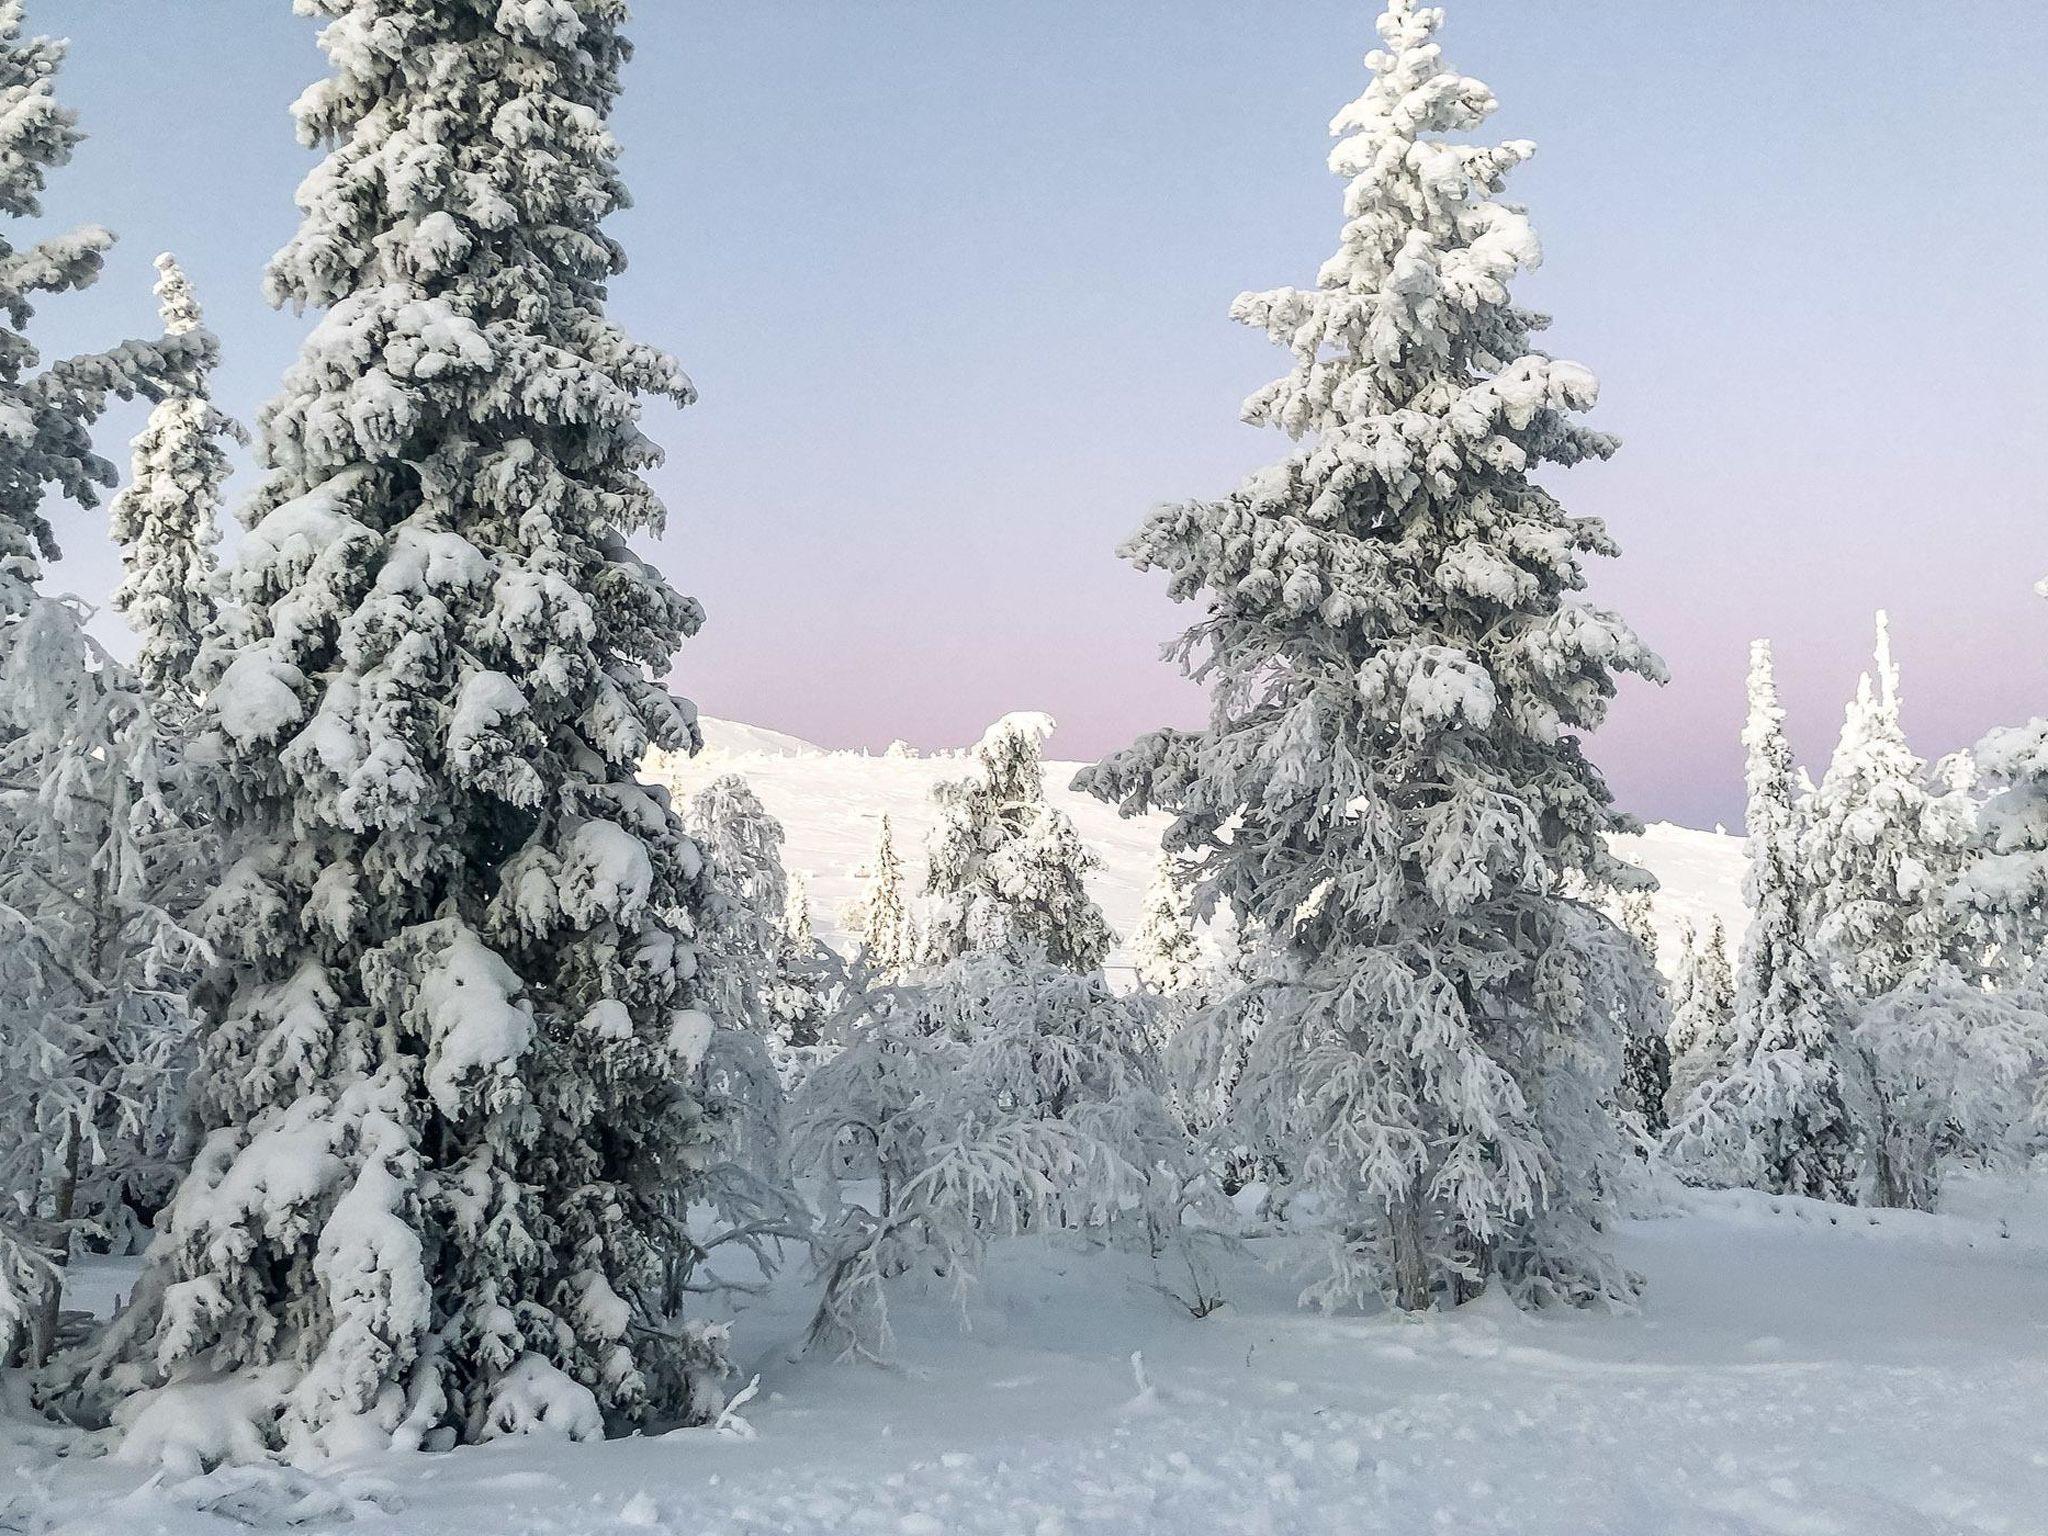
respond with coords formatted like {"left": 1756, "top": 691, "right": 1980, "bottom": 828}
{"left": 650, "top": 716, "right": 1750, "bottom": 976}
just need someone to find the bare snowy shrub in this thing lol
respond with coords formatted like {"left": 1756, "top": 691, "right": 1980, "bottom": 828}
{"left": 788, "top": 950, "right": 1183, "bottom": 1362}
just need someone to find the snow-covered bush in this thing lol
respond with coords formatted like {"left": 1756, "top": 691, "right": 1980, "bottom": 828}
{"left": 925, "top": 713, "right": 1113, "bottom": 971}
{"left": 1954, "top": 578, "right": 2048, "bottom": 976}
{"left": 788, "top": 949, "right": 1182, "bottom": 1361}
{"left": 772, "top": 872, "right": 834, "bottom": 1054}
{"left": 1855, "top": 968, "right": 2048, "bottom": 1210}
{"left": 1080, "top": 0, "right": 1656, "bottom": 1310}
{"left": 1131, "top": 855, "right": 1210, "bottom": 1003}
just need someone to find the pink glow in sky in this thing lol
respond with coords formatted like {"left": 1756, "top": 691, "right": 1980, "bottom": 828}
{"left": 29, "top": 1, "right": 2048, "bottom": 830}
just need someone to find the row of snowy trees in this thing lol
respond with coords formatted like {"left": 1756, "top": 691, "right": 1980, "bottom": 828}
{"left": 1664, "top": 619, "right": 2048, "bottom": 1209}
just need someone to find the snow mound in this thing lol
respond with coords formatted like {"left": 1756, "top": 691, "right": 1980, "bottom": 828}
{"left": 696, "top": 717, "right": 827, "bottom": 760}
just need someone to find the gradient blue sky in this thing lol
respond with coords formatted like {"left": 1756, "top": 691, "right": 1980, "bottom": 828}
{"left": 27, "top": 2, "right": 2048, "bottom": 828}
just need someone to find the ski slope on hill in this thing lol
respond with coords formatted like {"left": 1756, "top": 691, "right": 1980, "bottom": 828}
{"left": 648, "top": 717, "right": 1750, "bottom": 977}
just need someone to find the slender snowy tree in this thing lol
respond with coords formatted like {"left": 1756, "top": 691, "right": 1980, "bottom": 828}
{"left": 1610, "top": 888, "right": 1671, "bottom": 1134}
{"left": 770, "top": 870, "right": 830, "bottom": 1053}
{"left": 844, "top": 813, "right": 916, "bottom": 980}
{"left": 1131, "top": 854, "right": 1209, "bottom": 1000}
{"left": 0, "top": 4, "right": 211, "bottom": 1369}
{"left": 1667, "top": 643, "right": 1868, "bottom": 1201}
{"left": 109, "top": 253, "right": 246, "bottom": 706}
{"left": 1664, "top": 915, "right": 1736, "bottom": 1120}
{"left": 1080, "top": 0, "right": 1657, "bottom": 1310}
{"left": 926, "top": 713, "right": 1112, "bottom": 972}
{"left": 89, "top": 2, "right": 739, "bottom": 1455}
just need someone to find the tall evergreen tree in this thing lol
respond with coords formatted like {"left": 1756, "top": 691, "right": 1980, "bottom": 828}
{"left": 844, "top": 813, "right": 915, "bottom": 979}
{"left": 926, "top": 713, "right": 1112, "bottom": 972}
{"left": 1081, "top": 0, "right": 1657, "bottom": 1310}
{"left": 93, "top": 1, "right": 735, "bottom": 1454}
{"left": 1668, "top": 643, "right": 1867, "bottom": 1201}
{"left": 109, "top": 253, "right": 245, "bottom": 705}
{"left": 0, "top": 2, "right": 210, "bottom": 1369}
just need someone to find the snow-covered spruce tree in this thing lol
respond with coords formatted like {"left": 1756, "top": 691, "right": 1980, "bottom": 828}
{"left": 91, "top": 2, "right": 741, "bottom": 1454}
{"left": 1610, "top": 888, "right": 1671, "bottom": 1135}
{"left": 109, "top": 253, "right": 246, "bottom": 707}
{"left": 1802, "top": 613, "right": 1974, "bottom": 1000}
{"left": 0, "top": 5, "right": 211, "bottom": 1368}
{"left": 1664, "top": 916, "right": 1735, "bottom": 1123}
{"left": 686, "top": 773, "right": 788, "bottom": 1035}
{"left": 1666, "top": 642, "right": 1869, "bottom": 1201}
{"left": 1080, "top": 0, "right": 1658, "bottom": 1310}
{"left": 925, "top": 713, "right": 1113, "bottom": 972}
{"left": 1132, "top": 854, "right": 1209, "bottom": 1000}
{"left": 1955, "top": 578, "right": 2048, "bottom": 976}
{"left": 788, "top": 948, "right": 1182, "bottom": 1363}
{"left": 844, "top": 812, "right": 916, "bottom": 980}
{"left": 678, "top": 774, "right": 797, "bottom": 1171}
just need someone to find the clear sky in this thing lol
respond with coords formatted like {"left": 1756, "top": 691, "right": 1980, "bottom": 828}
{"left": 25, "top": 1, "right": 2048, "bottom": 829}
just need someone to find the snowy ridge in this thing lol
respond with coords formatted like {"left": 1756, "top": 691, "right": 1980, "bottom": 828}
{"left": 657, "top": 718, "right": 1749, "bottom": 974}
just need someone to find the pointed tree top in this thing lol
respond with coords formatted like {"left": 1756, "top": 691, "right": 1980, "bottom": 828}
{"left": 1871, "top": 609, "right": 1899, "bottom": 714}
{"left": 151, "top": 252, "right": 203, "bottom": 337}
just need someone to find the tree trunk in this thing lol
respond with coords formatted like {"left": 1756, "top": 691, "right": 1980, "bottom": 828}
{"left": 1389, "top": 1177, "right": 1432, "bottom": 1311}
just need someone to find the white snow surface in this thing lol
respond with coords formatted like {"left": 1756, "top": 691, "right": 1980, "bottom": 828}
{"left": 664, "top": 716, "right": 1748, "bottom": 978}
{"left": 11, "top": 1173, "right": 2046, "bottom": 1533}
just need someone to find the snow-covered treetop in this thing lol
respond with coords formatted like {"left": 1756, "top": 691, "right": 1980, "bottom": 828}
{"left": 977, "top": 711, "right": 1056, "bottom": 758}
{"left": 151, "top": 251, "right": 203, "bottom": 336}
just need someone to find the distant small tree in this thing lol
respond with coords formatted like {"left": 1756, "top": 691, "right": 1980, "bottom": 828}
{"left": 844, "top": 813, "right": 916, "bottom": 980}
{"left": 1611, "top": 888, "right": 1672, "bottom": 1135}
{"left": 925, "top": 713, "right": 1112, "bottom": 972}
{"left": 1131, "top": 855, "right": 1209, "bottom": 1000}
{"left": 1665, "top": 917, "right": 1736, "bottom": 1122}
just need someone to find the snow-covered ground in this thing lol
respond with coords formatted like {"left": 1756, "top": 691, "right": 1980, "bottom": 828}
{"left": 19, "top": 719, "right": 2001, "bottom": 1536}
{"left": 653, "top": 717, "right": 1749, "bottom": 978}
{"left": 9, "top": 1173, "right": 2045, "bottom": 1534}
